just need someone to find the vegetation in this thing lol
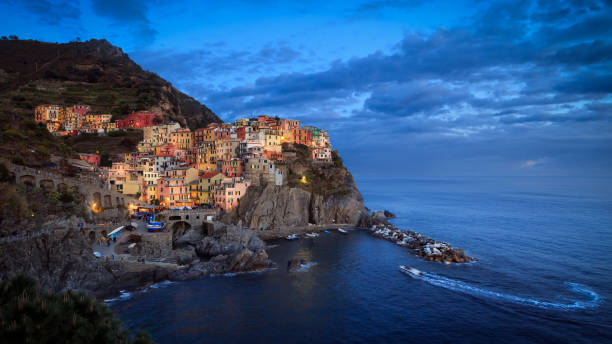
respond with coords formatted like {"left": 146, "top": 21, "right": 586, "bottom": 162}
{"left": 282, "top": 143, "right": 351, "bottom": 197}
{"left": 0, "top": 38, "right": 221, "bottom": 165}
{"left": 0, "top": 275, "right": 154, "bottom": 344}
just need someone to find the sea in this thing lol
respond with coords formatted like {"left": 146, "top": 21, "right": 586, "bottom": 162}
{"left": 111, "top": 176, "right": 612, "bottom": 343}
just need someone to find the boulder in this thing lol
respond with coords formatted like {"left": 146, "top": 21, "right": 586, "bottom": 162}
{"left": 383, "top": 210, "right": 396, "bottom": 218}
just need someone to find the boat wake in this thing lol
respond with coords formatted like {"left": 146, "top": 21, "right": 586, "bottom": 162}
{"left": 415, "top": 271, "right": 601, "bottom": 311}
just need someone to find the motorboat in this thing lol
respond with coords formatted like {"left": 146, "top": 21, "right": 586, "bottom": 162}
{"left": 324, "top": 230, "right": 331, "bottom": 234}
{"left": 399, "top": 265, "right": 422, "bottom": 278}
{"left": 338, "top": 228, "right": 348, "bottom": 234}
{"left": 286, "top": 234, "right": 298, "bottom": 240}
{"left": 305, "top": 233, "right": 319, "bottom": 238}
{"left": 147, "top": 222, "right": 165, "bottom": 232}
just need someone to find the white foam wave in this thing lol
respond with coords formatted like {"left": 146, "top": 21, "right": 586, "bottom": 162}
{"left": 149, "top": 280, "right": 175, "bottom": 289}
{"left": 415, "top": 272, "right": 601, "bottom": 311}
{"left": 295, "top": 262, "right": 318, "bottom": 272}
{"left": 104, "top": 290, "right": 132, "bottom": 303}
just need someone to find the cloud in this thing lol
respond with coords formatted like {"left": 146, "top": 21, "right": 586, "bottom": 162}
{"left": 17, "top": 0, "right": 81, "bottom": 25}
{"left": 91, "top": 0, "right": 157, "bottom": 45}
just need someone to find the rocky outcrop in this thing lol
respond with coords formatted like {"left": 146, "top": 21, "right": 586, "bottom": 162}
{"left": 170, "top": 223, "right": 274, "bottom": 280}
{"left": 0, "top": 228, "right": 172, "bottom": 298}
{"left": 222, "top": 171, "right": 368, "bottom": 231}
{"left": 367, "top": 221, "right": 475, "bottom": 263}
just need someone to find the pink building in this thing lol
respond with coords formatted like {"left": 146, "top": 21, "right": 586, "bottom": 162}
{"left": 214, "top": 178, "right": 251, "bottom": 210}
{"left": 157, "top": 177, "right": 192, "bottom": 208}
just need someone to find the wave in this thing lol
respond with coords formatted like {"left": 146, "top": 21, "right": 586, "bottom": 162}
{"left": 415, "top": 272, "right": 601, "bottom": 311}
{"left": 295, "top": 262, "right": 318, "bottom": 272}
{"left": 149, "top": 280, "right": 175, "bottom": 289}
{"left": 104, "top": 290, "right": 132, "bottom": 303}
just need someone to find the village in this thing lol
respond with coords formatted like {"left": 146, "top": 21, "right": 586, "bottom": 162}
{"left": 33, "top": 104, "right": 333, "bottom": 212}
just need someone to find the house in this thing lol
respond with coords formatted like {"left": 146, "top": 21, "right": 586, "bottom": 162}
{"left": 312, "top": 147, "right": 332, "bottom": 163}
{"left": 214, "top": 177, "right": 251, "bottom": 210}
{"left": 170, "top": 128, "right": 194, "bottom": 150}
{"left": 192, "top": 171, "right": 224, "bottom": 205}
{"left": 157, "top": 177, "right": 192, "bottom": 208}
{"left": 34, "top": 105, "right": 64, "bottom": 123}
{"left": 244, "top": 157, "right": 284, "bottom": 186}
{"left": 194, "top": 127, "right": 216, "bottom": 144}
{"left": 219, "top": 159, "right": 243, "bottom": 177}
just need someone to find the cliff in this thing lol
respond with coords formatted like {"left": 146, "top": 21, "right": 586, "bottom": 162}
{"left": 222, "top": 144, "right": 368, "bottom": 235}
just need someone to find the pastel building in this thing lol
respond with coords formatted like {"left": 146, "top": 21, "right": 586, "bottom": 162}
{"left": 158, "top": 177, "right": 192, "bottom": 208}
{"left": 214, "top": 178, "right": 251, "bottom": 210}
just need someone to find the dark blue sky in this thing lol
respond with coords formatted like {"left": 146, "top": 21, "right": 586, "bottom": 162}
{"left": 2, "top": 0, "right": 611, "bottom": 177}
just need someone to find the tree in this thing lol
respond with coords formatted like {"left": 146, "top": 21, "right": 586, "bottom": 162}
{"left": 8, "top": 35, "right": 18, "bottom": 40}
{"left": 100, "top": 153, "right": 112, "bottom": 167}
{"left": 0, "top": 276, "right": 154, "bottom": 343}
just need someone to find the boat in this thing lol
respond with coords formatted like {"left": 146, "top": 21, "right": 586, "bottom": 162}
{"left": 338, "top": 228, "right": 348, "bottom": 234}
{"left": 286, "top": 234, "right": 298, "bottom": 240}
{"left": 399, "top": 265, "right": 422, "bottom": 278}
{"left": 305, "top": 233, "right": 319, "bottom": 238}
{"left": 324, "top": 230, "right": 331, "bottom": 234}
{"left": 147, "top": 222, "right": 166, "bottom": 232}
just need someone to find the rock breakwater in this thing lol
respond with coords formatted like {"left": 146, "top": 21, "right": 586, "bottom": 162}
{"left": 368, "top": 223, "right": 475, "bottom": 263}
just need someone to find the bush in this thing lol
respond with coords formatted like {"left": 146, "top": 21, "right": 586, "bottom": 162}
{"left": 36, "top": 145, "right": 49, "bottom": 155}
{"left": 0, "top": 276, "right": 154, "bottom": 344}
{"left": 4, "top": 129, "right": 26, "bottom": 139}
{"left": 332, "top": 150, "right": 343, "bottom": 168}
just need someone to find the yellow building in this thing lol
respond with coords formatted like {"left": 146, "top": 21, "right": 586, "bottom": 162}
{"left": 264, "top": 132, "right": 282, "bottom": 153}
{"left": 34, "top": 105, "right": 64, "bottom": 123}
{"left": 194, "top": 171, "right": 224, "bottom": 205}
{"left": 170, "top": 128, "right": 194, "bottom": 150}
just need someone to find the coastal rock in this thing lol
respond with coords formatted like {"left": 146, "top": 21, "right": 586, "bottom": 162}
{"left": 383, "top": 210, "right": 396, "bottom": 218}
{"left": 177, "top": 223, "right": 274, "bottom": 279}
{"left": 367, "top": 220, "right": 475, "bottom": 263}
{"left": 175, "top": 247, "right": 197, "bottom": 265}
{"left": 0, "top": 229, "right": 173, "bottom": 298}
{"left": 174, "top": 228, "right": 204, "bottom": 248}
{"left": 287, "top": 258, "right": 308, "bottom": 272}
{"left": 222, "top": 172, "right": 369, "bottom": 232}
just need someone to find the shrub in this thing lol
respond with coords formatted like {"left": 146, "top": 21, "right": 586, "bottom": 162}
{"left": 0, "top": 276, "right": 154, "bottom": 344}
{"left": 4, "top": 129, "right": 25, "bottom": 139}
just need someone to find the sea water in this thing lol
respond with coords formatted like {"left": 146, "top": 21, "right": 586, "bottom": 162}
{"left": 112, "top": 176, "right": 612, "bottom": 343}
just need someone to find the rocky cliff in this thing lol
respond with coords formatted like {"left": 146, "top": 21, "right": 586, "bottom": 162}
{"left": 222, "top": 145, "right": 368, "bottom": 233}
{"left": 0, "top": 228, "right": 171, "bottom": 298}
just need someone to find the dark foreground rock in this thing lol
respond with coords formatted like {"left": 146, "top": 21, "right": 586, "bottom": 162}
{"left": 0, "top": 228, "right": 172, "bottom": 299}
{"left": 0, "top": 222, "right": 274, "bottom": 299}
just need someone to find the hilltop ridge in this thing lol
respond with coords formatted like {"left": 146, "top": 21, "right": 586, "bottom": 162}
{"left": 0, "top": 38, "right": 221, "bottom": 128}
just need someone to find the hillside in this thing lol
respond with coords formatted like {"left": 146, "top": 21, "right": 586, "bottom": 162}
{"left": 0, "top": 38, "right": 222, "bottom": 164}
{"left": 0, "top": 38, "right": 221, "bottom": 127}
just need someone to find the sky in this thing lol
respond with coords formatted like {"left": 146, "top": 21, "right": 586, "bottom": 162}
{"left": 1, "top": 0, "right": 611, "bottom": 177}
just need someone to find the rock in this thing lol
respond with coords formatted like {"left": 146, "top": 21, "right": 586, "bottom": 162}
{"left": 175, "top": 247, "right": 197, "bottom": 265}
{"left": 367, "top": 223, "right": 475, "bottom": 264}
{"left": 221, "top": 164, "right": 369, "bottom": 230}
{"left": 174, "top": 229, "right": 204, "bottom": 248}
{"left": 383, "top": 210, "right": 396, "bottom": 218}
{"left": 287, "top": 258, "right": 308, "bottom": 272}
